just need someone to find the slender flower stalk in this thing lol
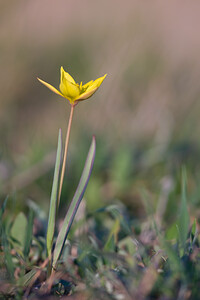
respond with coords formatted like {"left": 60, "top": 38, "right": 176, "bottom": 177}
{"left": 58, "top": 104, "right": 75, "bottom": 205}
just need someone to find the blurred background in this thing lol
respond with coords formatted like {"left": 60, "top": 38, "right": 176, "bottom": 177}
{"left": 1, "top": 0, "right": 200, "bottom": 222}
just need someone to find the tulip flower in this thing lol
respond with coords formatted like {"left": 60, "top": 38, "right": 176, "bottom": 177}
{"left": 38, "top": 66, "right": 107, "bottom": 105}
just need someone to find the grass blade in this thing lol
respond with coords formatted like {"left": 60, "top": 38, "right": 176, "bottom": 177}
{"left": 46, "top": 129, "right": 62, "bottom": 261}
{"left": 24, "top": 209, "right": 34, "bottom": 259}
{"left": 0, "top": 196, "right": 8, "bottom": 235}
{"left": 178, "top": 166, "right": 189, "bottom": 252}
{"left": 52, "top": 136, "right": 96, "bottom": 269}
{"left": 0, "top": 196, "right": 8, "bottom": 221}
{"left": 17, "top": 268, "right": 37, "bottom": 287}
{"left": 2, "top": 229, "right": 14, "bottom": 281}
{"left": 104, "top": 218, "right": 120, "bottom": 251}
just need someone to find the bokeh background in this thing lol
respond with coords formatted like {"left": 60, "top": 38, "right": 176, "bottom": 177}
{"left": 1, "top": 1, "right": 200, "bottom": 222}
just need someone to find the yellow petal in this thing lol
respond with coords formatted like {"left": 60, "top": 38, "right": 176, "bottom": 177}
{"left": 75, "top": 74, "right": 107, "bottom": 101}
{"left": 75, "top": 87, "right": 98, "bottom": 101}
{"left": 37, "top": 77, "right": 64, "bottom": 97}
{"left": 60, "top": 66, "right": 76, "bottom": 84}
{"left": 88, "top": 74, "right": 107, "bottom": 90}
{"left": 59, "top": 77, "right": 80, "bottom": 101}
{"left": 82, "top": 80, "right": 93, "bottom": 89}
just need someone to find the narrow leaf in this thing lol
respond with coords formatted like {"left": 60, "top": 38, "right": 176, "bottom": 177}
{"left": 0, "top": 196, "right": 8, "bottom": 235}
{"left": 2, "top": 229, "right": 14, "bottom": 281}
{"left": 190, "top": 218, "right": 197, "bottom": 245}
{"left": 104, "top": 218, "right": 120, "bottom": 251}
{"left": 0, "top": 196, "right": 8, "bottom": 221}
{"left": 191, "top": 218, "right": 197, "bottom": 237}
{"left": 46, "top": 129, "right": 62, "bottom": 261}
{"left": 178, "top": 167, "right": 190, "bottom": 251}
{"left": 24, "top": 209, "right": 34, "bottom": 259}
{"left": 17, "top": 268, "right": 38, "bottom": 287}
{"left": 52, "top": 136, "right": 96, "bottom": 269}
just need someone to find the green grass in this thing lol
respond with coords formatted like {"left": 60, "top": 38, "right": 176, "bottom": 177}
{"left": 0, "top": 141, "right": 200, "bottom": 299}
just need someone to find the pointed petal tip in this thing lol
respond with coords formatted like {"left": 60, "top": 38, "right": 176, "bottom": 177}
{"left": 101, "top": 74, "right": 107, "bottom": 80}
{"left": 58, "top": 128, "right": 62, "bottom": 144}
{"left": 92, "top": 135, "right": 96, "bottom": 149}
{"left": 37, "top": 77, "right": 63, "bottom": 97}
{"left": 102, "top": 74, "right": 107, "bottom": 81}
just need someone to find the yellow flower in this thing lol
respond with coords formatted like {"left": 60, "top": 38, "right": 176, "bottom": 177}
{"left": 38, "top": 67, "right": 107, "bottom": 105}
